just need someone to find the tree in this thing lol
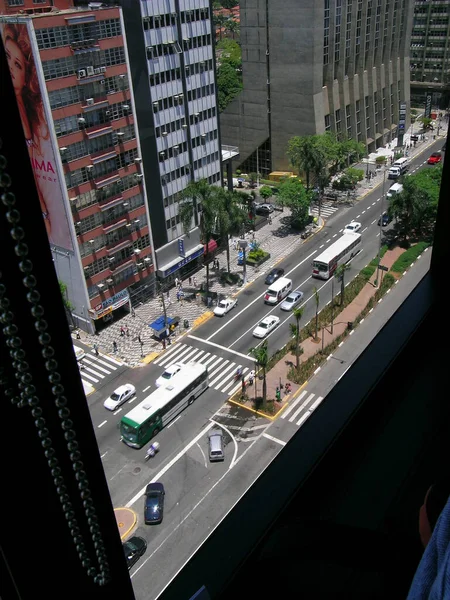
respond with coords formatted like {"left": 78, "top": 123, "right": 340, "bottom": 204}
{"left": 332, "top": 168, "right": 364, "bottom": 191}
{"left": 290, "top": 307, "right": 304, "bottom": 371}
{"left": 278, "top": 177, "right": 311, "bottom": 229}
{"left": 335, "top": 263, "right": 352, "bottom": 306}
{"left": 216, "top": 62, "right": 242, "bottom": 111}
{"left": 287, "top": 136, "right": 323, "bottom": 190}
{"left": 216, "top": 39, "right": 242, "bottom": 70}
{"left": 59, "top": 281, "right": 74, "bottom": 327}
{"left": 313, "top": 286, "right": 320, "bottom": 341}
{"left": 220, "top": 0, "right": 239, "bottom": 9}
{"left": 249, "top": 340, "right": 269, "bottom": 407}
{"left": 179, "top": 180, "right": 220, "bottom": 299}
{"left": 419, "top": 116, "right": 433, "bottom": 130}
{"left": 216, "top": 188, "right": 247, "bottom": 273}
{"left": 259, "top": 185, "right": 273, "bottom": 201}
{"left": 214, "top": 14, "right": 228, "bottom": 41}
{"left": 225, "top": 19, "right": 240, "bottom": 40}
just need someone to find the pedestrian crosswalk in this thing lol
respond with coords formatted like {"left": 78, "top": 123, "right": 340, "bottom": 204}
{"left": 153, "top": 342, "right": 254, "bottom": 396}
{"left": 79, "top": 352, "right": 124, "bottom": 387}
{"left": 310, "top": 201, "right": 339, "bottom": 218}
{"left": 280, "top": 389, "right": 324, "bottom": 427}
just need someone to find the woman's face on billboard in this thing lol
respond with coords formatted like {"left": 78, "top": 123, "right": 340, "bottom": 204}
{"left": 5, "top": 39, "right": 26, "bottom": 94}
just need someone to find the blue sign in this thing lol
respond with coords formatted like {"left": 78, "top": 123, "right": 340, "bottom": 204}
{"left": 162, "top": 247, "right": 204, "bottom": 277}
{"left": 178, "top": 238, "right": 185, "bottom": 257}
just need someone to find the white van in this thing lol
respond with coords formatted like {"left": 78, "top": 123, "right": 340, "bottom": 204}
{"left": 387, "top": 183, "right": 403, "bottom": 199}
{"left": 388, "top": 157, "right": 409, "bottom": 179}
{"left": 264, "top": 277, "right": 292, "bottom": 305}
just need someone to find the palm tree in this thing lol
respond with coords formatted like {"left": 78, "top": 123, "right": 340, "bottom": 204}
{"left": 287, "top": 136, "right": 322, "bottom": 190}
{"left": 313, "top": 286, "right": 319, "bottom": 341}
{"left": 179, "top": 180, "right": 219, "bottom": 300}
{"left": 226, "top": 19, "right": 240, "bottom": 40}
{"left": 334, "top": 263, "right": 352, "bottom": 306}
{"left": 249, "top": 340, "right": 269, "bottom": 407}
{"left": 217, "top": 188, "right": 246, "bottom": 273}
{"left": 290, "top": 306, "right": 304, "bottom": 371}
{"left": 214, "top": 14, "right": 228, "bottom": 41}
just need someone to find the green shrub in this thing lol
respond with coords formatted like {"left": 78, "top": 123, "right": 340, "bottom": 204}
{"left": 247, "top": 249, "right": 268, "bottom": 261}
{"left": 391, "top": 242, "right": 429, "bottom": 273}
{"left": 361, "top": 266, "right": 376, "bottom": 280}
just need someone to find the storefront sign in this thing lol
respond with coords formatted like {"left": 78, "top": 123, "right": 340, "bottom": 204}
{"left": 178, "top": 238, "right": 185, "bottom": 257}
{"left": 160, "top": 247, "right": 204, "bottom": 278}
{"left": 92, "top": 289, "right": 130, "bottom": 319}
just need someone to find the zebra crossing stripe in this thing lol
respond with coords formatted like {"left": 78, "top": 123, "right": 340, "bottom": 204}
{"left": 153, "top": 343, "right": 183, "bottom": 364}
{"left": 80, "top": 371, "right": 99, "bottom": 383}
{"left": 82, "top": 357, "right": 112, "bottom": 375}
{"left": 157, "top": 345, "right": 192, "bottom": 366}
{"left": 281, "top": 390, "right": 308, "bottom": 419}
{"left": 220, "top": 367, "right": 249, "bottom": 392}
{"left": 189, "top": 349, "right": 205, "bottom": 361}
{"left": 209, "top": 359, "right": 230, "bottom": 382}
{"left": 289, "top": 393, "right": 315, "bottom": 423}
{"left": 89, "top": 356, "right": 119, "bottom": 370}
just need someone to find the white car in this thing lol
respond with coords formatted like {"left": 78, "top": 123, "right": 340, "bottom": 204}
{"left": 73, "top": 344, "right": 86, "bottom": 362}
{"left": 156, "top": 362, "right": 183, "bottom": 387}
{"left": 103, "top": 383, "right": 136, "bottom": 411}
{"left": 343, "top": 221, "right": 361, "bottom": 233}
{"left": 214, "top": 297, "right": 238, "bottom": 316}
{"left": 252, "top": 315, "right": 280, "bottom": 338}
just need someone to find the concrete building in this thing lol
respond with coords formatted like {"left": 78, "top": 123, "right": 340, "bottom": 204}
{"left": 220, "top": 0, "right": 414, "bottom": 176}
{"left": 1, "top": 2, "right": 155, "bottom": 333}
{"left": 410, "top": 0, "right": 450, "bottom": 109}
{"left": 120, "top": 0, "right": 223, "bottom": 284}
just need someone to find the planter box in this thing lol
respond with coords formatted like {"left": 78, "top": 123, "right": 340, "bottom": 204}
{"left": 245, "top": 252, "right": 271, "bottom": 267}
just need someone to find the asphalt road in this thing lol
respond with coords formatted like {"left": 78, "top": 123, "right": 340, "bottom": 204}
{"left": 86, "top": 140, "right": 441, "bottom": 600}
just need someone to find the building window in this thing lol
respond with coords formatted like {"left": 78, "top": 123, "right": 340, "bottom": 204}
{"left": 325, "top": 114, "right": 331, "bottom": 132}
{"left": 365, "top": 95, "right": 371, "bottom": 135}
{"left": 8, "top": 0, "right": 24, "bottom": 5}
{"left": 345, "top": 0, "right": 352, "bottom": 59}
{"left": 345, "top": 104, "right": 352, "bottom": 137}
{"left": 334, "top": 0, "right": 342, "bottom": 63}
{"left": 35, "top": 26, "right": 70, "bottom": 49}
{"left": 97, "top": 19, "right": 122, "bottom": 39}
{"left": 48, "top": 86, "right": 81, "bottom": 109}
{"left": 335, "top": 109, "right": 342, "bottom": 134}
{"left": 324, "top": 0, "right": 330, "bottom": 65}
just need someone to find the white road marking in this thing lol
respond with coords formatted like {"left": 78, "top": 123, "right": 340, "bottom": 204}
{"left": 262, "top": 433, "right": 286, "bottom": 446}
{"left": 221, "top": 367, "right": 249, "bottom": 392}
{"left": 281, "top": 389, "right": 308, "bottom": 419}
{"left": 296, "top": 411, "right": 311, "bottom": 427}
{"left": 211, "top": 419, "right": 239, "bottom": 468}
{"left": 167, "top": 414, "right": 182, "bottom": 428}
{"left": 100, "top": 354, "right": 124, "bottom": 366}
{"left": 80, "top": 371, "right": 99, "bottom": 383}
{"left": 309, "top": 396, "right": 324, "bottom": 411}
{"left": 189, "top": 349, "right": 205, "bottom": 361}
{"left": 82, "top": 358, "right": 112, "bottom": 374}
{"left": 319, "top": 244, "right": 324, "bottom": 248}
{"left": 101, "top": 451, "right": 108, "bottom": 458}
{"left": 210, "top": 362, "right": 236, "bottom": 387}
{"left": 362, "top": 227, "right": 368, "bottom": 233}
{"left": 196, "top": 442, "right": 207, "bottom": 468}
{"left": 332, "top": 233, "right": 337, "bottom": 238}
{"left": 188, "top": 335, "right": 257, "bottom": 362}
{"left": 207, "top": 250, "right": 318, "bottom": 341}
{"left": 98, "top": 420, "right": 107, "bottom": 428}
{"left": 197, "top": 352, "right": 211, "bottom": 363}
{"left": 289, "top": 393, "right": 315, "bottom": 423}
{"left": 356, "top": 214, "right": 360, "bottom": 218}
{"left": 113, "top": 408, "right": 122, "bottom": 415}
{"left": 143, "top": 385, "right": 151, "bottom": 393}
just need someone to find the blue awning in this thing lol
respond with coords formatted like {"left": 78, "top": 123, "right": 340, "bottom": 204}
{"left": 149, "top": 316, "right": 177, "bottom": 332}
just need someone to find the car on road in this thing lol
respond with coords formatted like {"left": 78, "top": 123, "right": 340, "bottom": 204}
{"left": 156, "top": 362, "right": 183, "bottom": 387}
{"left": 253, "top": 315, "right": 280, "bottom": 338}
{"left": 213, "top": 296, "right": 238, "bottom": 317}
{"left": 378, "top": 211, "right": 392, "bottom": 227}
{"left": 255, "top": 203, "right": 274, "bottom": 216}
{"left": 103, "top": 383, "right": 136, "bottom": 411}
{"left": 144, "top": 482, "right": 165, "bottom": 524}
{"left": 73, "top": 344, "right": 85, "bottom": 362}
{"left": 123, "top": 536, "right": 147, "bottom": 570}
{"left": 428, "top": 152, "right": 442, "bottom": 165}
{"left": 280, "top": 290, "right": 304, "bottom": 311}
{"left": 343, "top": 221, "right": 362, "bottom": 234}
{"left": 264, "top": 267, "right": 285, "bottom": 285}
{"left": 208, "top": 428, "right": 225, "bottom": 462}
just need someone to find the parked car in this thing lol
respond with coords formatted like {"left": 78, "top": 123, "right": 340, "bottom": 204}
{"left": 156, "top": 362, "right": 183, "bottom": 387}
{"left": 144, "top": 482, "right": 165, "bottom": 524}
{"left": 427, "top": 152, "right": 442, "bottom": 165}
{"left": 123, "top": 536, "right": 147, "bottom": 570}
{"left": 343, "top": 221, "right": 362, "bottom": 233}
{"left": 103, "top": 383, "right": 136, "bottom": 411}
{"left": 378, "top": 211, "right": 392, "bottom": 227}
{"left": 255, "top": 203, "right": 274, "bottom": 216}
{"left": 208, "top": 428, "right": 225, "bottom": 462}
{"left": 280, "top": 290, "right": 304, "bottom": 311}
{"left": 213, "top": 297, "right": 238, "bottom": 317}
{"left": 264, "top": 267, "right": 285, "bottom": 285}
{"left": 253, "top": 315, "right": 280, "bottom": 338}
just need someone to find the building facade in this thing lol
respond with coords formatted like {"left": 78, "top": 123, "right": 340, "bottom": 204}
{"left": 220, "top": 0, "right": 414, "bottom": 175}
{"left": 120, "top": 0, "right": 223, "bottom": 283}
{"left": 410, "top": 0, "right": 450, "bottom": 109}
{"left": 1, "top": 2, "right": 156, "bottom": 333}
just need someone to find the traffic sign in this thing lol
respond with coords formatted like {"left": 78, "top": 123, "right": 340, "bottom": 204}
{"left": 379, "top": 265, "right": 389, "bottom": 272}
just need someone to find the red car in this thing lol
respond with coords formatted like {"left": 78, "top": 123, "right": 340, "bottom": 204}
{"left": 427, "top": 152, "right": 442, "bottom": 165}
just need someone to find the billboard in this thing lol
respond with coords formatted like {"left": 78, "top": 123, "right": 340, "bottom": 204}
{"left": 1, "top": 21, "right": 74, "bottom": 251}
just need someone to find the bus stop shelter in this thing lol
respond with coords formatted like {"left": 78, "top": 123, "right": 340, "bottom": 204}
{"left": 149, "top": 316, "right": 179, "bottom": 340}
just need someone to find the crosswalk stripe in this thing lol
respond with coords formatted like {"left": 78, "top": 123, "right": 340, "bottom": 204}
{"left": 210, "top": 362, "right": 235, "bottom": 387}
{"left": 90, "top": 356, "right": 119, "bottom": 370}
{"left": 214, "top": 363, "right": 241, "bottom": 390}
{"left": 178, "top": 347, "right": 200, "bottom": 363}
{"left": 220, "top": 367, "right": 249, "bottom": 392}
{"left": 281, "top": 390, "right": 307, "bottom": 419}
{"left": 83, "top": 365, "right": 105, "bottom": 378}
{"left": 100, "top": 354, "right": 124, "bottom": 366}
{"left": 189, "top": 349, "right": 205, "bottom": 361}
{"left": 158, "top": 345, "right": 192, "bottom": 366}
{"left": 309, "top": 396, "right": 324, "bottom": 412}
{"left": 209, "top": 358, "right": 228, "bottom": 380}
{"left": 153, "top": 343, "right": 182, "bottom": 365}
{"left": 198, "top": 352, "right": 212, "bottom": 363}
{"left": 81, "top": 371, "right": 99, "bottom": 383}
{"left": 296, "top": 411, "right": 311, "bottom": 427}
{"left": 289, "top": 393, "right": 315, "bottom": 423}
{"left": 83, "top": 357, "right": 112, "bottom": 374}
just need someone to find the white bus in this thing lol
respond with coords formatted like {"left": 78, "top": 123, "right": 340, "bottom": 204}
{"left": 120, "top": 361, "right": 209, "bottom": 448}
{"left": 312, "top": 232, "right": 362, "bottom": 280}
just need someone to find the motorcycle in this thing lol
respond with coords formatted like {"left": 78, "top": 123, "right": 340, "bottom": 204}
{"left": 145, "top": 441, "right": 160, "bottom": 461}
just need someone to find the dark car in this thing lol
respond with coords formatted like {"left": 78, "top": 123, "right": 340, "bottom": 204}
{"left": 378, "top": 211, "right": 392, "bottom": 227}
{"left": 264, "top": 267, "right": 285, "bottom": 285}
{"left": 255, "top": 203, "right": 274, "bottom": 216}
{"left": 144, "top": 482, "right": 165, "bottom": 524}
{"left": 123, "top": 536, "right": 147, "bottom": 570}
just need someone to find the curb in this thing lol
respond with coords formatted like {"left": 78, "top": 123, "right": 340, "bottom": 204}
{"left": 193, "top": 311, "right": 214, "bottom": 328}
{"left": 141, "top": 351, "right": 159, "bottom": 365}
{"left": 114, "top": 507, "right": 137, "bottom": 541}
{"left": 228, "top": 397, "right": 276, "bottom": 421}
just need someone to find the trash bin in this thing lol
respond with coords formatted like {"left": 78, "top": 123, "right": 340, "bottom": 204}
{"left": 184, "top": 319, "right": 189, "bottom": 329}
{"left": 207, "top": 297, "right": 212, "bottom": 307}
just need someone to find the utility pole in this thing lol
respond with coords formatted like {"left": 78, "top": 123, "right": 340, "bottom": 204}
{"left": 375, "top": 167, "right": 387, "bottom": 288}
{"left": 239, "top": 239, "right": 248, "bottom": 285}
{"left": 158, "top": 279, "right": 168, "bottom": 334}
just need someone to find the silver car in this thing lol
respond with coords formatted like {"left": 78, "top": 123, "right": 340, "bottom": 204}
{"left": 280, "top": 290, "right": 304, "bottom": 311}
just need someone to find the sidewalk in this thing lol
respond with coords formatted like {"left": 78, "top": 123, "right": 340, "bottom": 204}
{"left": 260, "top": 246, "right": 406, "bottom": 410}
{"left": 76, "top": 126, "right": 443, "bottom": 367}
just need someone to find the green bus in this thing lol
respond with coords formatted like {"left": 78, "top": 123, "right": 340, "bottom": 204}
{"left": 120, "top": 361, "right": 209, "bottom": 448}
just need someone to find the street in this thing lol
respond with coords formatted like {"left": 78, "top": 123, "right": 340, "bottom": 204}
{"left": 85, "top": 140, "right": 440, "bottom": 600}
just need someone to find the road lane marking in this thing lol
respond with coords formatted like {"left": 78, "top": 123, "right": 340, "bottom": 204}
{"left": 98, "top": 420, "right": 107, "bottom": 428}
{"left": 80, "top": 371, "right": 99, "bottom": 383}
{"left": 196, "top": 442, "right": 207, "bottom": 468}
{"left": 82, "top": 358, "right": 113, "bottom": 374}
{"left": 289, "top": 393, "right": 315, "bottom": 423}
{"left": 281, "top": 390, "right": 308, "bottom": 419}
{"left": 167, "top": 414, "right": 182, "bottom": 428}
{"left": 153, "top": 343, "right": 184, "bottom": 364}
{"left": 211, "top": 419, "right": 239, "bottom": 468}
{"left": 207, "top": 250, "right": 318, "bottom": 341}
{"left": 143, "top": 385, "right": 151, "bottom": 393}
{"left": 126, "top": 421, "right": 215, "bottom": 508}
{"left": 210, "top": 362, "right": 235, "bottom": 387}
{"left": 188, "top": 335, "right": 257, "bottom": 362}
{"left": 262, "top": 433, "right": 286, "bottom": 446}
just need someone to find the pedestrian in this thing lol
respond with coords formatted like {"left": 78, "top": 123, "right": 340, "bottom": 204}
{"left": 189, "top": 276, "right": 192, "bottom": 286}
{"left": 120, "top": 326, "right": 125, "bottom": 337}
{"left": 268, "top": 215, "right": 272, "bottom": 225}
{"left": 93, "top": 343, "right": 99, "bottom": 356}
{"left": 76, "top": 330, "right": 81, "bottom": 339}
{"left": 125, "top": 326, "right": 129, "bottom": 337}
{"left": 113, "top": 340, "right": 118, "bottom": 353}
{"left": 131, "top": 307, "right": 135, "bottom": 317}
{"left": 166, "top": 290, "right": 171, "bottom": 304}
{"left": 193, "top": 275, "right": 197, "bottom": 288}
{"left": 241, "top": 375, "right": 246, "bottom": 395}
{"left": 216, "top": 259, "right": 220, "bottom": 270}
{"left": 176, "top": 290, "right": 180, "bottom": 302}
{"left": 275, "top": 387, "right": 281, "bottom": 402}
{"left": 175, "top": 276, "right": 179, "bottom": 288}
{"left": 138, "top": 334, "right": 142, "bottom": 345}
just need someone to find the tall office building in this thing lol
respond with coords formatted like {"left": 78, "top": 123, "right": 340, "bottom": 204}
{"left": 0, "top": 2, "right": 155, "bottom": 333}
{"left": 410, "top": 0, "right": 450, "bottom": 109}
{"left": 120, "top": 0, "right": 223, "bottom": 283}
{"left": 220, "top": 0, "right": 414, "bottom": 175}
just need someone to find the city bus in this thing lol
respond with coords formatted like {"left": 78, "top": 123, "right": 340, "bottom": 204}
{"left": 312, "top": 232, "right": 361, "bottom": 280}
{"left": 120, "top": 361, "right": 209, "bottom": 448}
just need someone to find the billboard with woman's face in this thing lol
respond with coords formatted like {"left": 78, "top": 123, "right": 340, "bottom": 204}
{"left": 1, "top": 21, "right": 74, "bottom": 251}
